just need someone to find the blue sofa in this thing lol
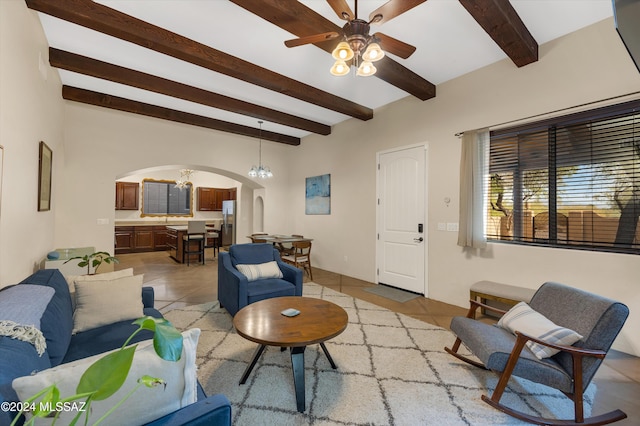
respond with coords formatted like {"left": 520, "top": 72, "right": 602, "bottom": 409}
{"left": 218, "top": 243, "right": 303, "bottom": 316}
{"left": 0, "top": 269, "right": 231, "bottom": 426}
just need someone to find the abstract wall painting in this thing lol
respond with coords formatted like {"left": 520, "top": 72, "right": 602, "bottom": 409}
{"left": 305, "top": 174, "right": 330, "bottom": 215}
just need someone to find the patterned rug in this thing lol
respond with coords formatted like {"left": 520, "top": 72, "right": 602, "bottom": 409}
{"left": 164, "top": 283, "right": 594, "bottom": 425}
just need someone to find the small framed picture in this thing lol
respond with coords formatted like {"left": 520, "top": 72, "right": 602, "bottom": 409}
{"left": 38, "top": 141, "right": 52, "bottom": 211}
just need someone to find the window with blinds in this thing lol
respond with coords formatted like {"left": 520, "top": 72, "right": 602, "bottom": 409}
{"left": 486, "top": 99, "right": 639, "bottom": 254}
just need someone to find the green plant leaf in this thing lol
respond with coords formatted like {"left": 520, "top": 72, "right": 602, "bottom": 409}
{"left": 133, "top": 317, "right": 183, "bottom": 361}
{"left": 31, "top": 385, "right": 60, "bottom": 418}
{"left": 138, "top": 375, "right": 166, "bottom": 389}
{"left": 76, "top": 346, "right": 136, "bottom": 400}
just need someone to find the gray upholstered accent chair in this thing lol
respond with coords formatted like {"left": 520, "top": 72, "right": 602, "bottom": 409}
{"left": 445, "top": 282, "right": 629, "bottom": 425}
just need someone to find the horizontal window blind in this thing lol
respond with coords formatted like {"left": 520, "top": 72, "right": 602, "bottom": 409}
{"left": 486, "top": 100, "right": 639, "bottom": 254}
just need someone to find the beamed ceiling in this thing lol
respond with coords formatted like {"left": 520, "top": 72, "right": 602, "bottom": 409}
{"left": 26, "top": 0, "right": 614, "bottom": 146}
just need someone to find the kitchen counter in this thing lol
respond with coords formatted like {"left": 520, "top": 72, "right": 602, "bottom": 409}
{"left": 115, "top": 221, "right": 221, "bottom": 257}
{"left": 115, "top": 219, "right": 223, "bottom": 227}
{"left": 165, "top": 226, "right": 219, "bottom": 264}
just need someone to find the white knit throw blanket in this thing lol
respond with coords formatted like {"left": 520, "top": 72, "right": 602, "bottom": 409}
{"left": 0, "top": 320, "right": 47, "bottom": 355}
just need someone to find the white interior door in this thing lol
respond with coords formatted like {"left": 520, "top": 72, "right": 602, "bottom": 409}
{"left": 376, "top": 145, "right": 427, "bottom": 295}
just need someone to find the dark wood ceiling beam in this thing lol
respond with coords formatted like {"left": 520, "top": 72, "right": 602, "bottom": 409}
{"left": 25, "top": 0, "right": 373, "bottom": 121}
{"left": 231, "top": 0, "right": 436, "bottom": 100}
{"left": 62, "top": 86, "right": 301, "bottom": 146}
{"left": 50, "top": 48, "right": 330, "bottom": 136}
{"left": 459, "top": 0, "right": 538, "bottom": 67}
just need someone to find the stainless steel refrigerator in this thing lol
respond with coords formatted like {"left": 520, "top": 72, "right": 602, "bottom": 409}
{"left": 221, "top": 200, "right": 236, "bottom": 247}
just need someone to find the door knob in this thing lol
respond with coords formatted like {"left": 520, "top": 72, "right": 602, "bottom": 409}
{"left": 414, "top": 237, "right": 424, "bottom": 242}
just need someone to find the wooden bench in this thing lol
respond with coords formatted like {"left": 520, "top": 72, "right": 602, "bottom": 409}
{"left": 470, "top": 281, "right": 537, "bottom": 316}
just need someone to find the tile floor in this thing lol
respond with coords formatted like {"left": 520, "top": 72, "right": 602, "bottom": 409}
{"left": 116, "top": 251, "right": 639, "bottom": 424}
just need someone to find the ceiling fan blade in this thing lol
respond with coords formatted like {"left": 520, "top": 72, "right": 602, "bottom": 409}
{"left": 326, "top": 0, "right": 354, "bottom": 21}
{"left": 284, "top": 31, "right": 340, "bottom": 48}
{"left": 369, "top": 0, "right": 426, "bottom": 25}
{"left": 374, "top": 32, "right": 416, "bottom": 59}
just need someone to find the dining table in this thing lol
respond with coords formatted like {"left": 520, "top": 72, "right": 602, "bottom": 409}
{"left": 251, "top": 234, "right": 313, "bottom": 243}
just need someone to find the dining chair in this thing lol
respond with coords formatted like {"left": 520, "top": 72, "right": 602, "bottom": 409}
{"left": 282, "top": 240, "right": 312, "bottom": 280}
{"left": 250, "top": 233, "right": 268, "bottom": 243}
{"left": 183, "top": 220, "right": 206, "bottom": 265}
{"left": 277, "top": 234, "right": 303, "bottom": 256}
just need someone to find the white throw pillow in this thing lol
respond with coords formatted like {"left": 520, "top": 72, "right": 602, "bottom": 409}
{"left": 13, "top": 328, "right": 200, "bottom": 426}
{"left": 65, "top": 268, "right": 134, "bottom": 295}
{"left": 73, "top": 274, "right": 143, "bottom": 333}
{"left": 498, "top": 302, "right": 583, "bottom": 359}
{"left": 236, "top": 261, "right": 283, "bottom": 282}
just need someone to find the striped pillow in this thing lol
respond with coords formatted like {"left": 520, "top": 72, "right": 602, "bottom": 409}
{"left": 236, "top": 261, "right": 283, "bottom": 282}
{"left": 498, "top": 302, "right": 583, "bottom": 359}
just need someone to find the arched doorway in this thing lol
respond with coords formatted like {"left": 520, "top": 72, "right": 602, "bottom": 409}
{"left": 115, "top": 164, "right": 264, "bottom": 245}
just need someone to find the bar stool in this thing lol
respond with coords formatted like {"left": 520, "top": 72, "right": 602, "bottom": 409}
{"left": 183, "top": 221, "right": 206, "bottom": 265}
{"left": 205, "top": 228, "right": 219, "bottom": 259}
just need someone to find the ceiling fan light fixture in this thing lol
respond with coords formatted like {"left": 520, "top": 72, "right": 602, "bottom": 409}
{"left": 331, "top": 41, "right": 354, "bottom": 61}
{"left": 330, "top": 60, "right": 350, "bottom": 76}
{"left": 357, "top": 61, "right": 376, "bottom": 77}
{"left": 362, "top": 42, "right": 384, "bottom": 62}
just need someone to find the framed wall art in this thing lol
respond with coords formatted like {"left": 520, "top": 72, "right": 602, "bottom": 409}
{"left": 305, "top": 174, "right": 331, "bottom": 215}
{"left": 38, "top": 141, "right": 52, "bottom": 211}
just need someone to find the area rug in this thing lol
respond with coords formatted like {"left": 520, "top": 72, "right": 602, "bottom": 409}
{"left": 164, "top": 283, "right": 595, "bottom": 425}
{"left": 364, "top": 284, "right": 420, "bottom": 303}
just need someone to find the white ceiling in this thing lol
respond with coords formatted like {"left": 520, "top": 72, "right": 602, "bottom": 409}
{"left": 36, "top": 0, "right": 614, "bottom": 140}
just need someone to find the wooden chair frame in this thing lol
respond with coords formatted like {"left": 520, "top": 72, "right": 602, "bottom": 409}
{"left": 445, "top": 300, "right": 627, "bottom": 426}
{"left": 282, "top": 240, "right": 312, "bottom": 280}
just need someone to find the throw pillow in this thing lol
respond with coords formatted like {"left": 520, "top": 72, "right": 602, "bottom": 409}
{"left": 236, "top": 261, "right": 283, "bottom": 282}
{"left": 64, "top": 268, "right": 134, "bottom": 295}
{"left": 73, "top": 274, "right": 144, "bottom": 334}
{"left": 13, "top": 328, "right": 200, "bottom": 426}
{"left": 498, "top": 301, "right": 583, "bottom": 359}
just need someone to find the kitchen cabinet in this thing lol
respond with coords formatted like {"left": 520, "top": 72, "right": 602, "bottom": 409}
{"left": 134, "top": 227, "right": 154, "bottom": 250}
{"left": 153, "top": 226, "right": 169, "bottom": 250}
{"left": 115, "top": 226, "right": 134, "bottom": 254}
{"left": 197, "top": 187, "right": 236, "bottom": 211}
{"left": 197, "top": 187, "right": 216, "bottom": 211}
{"left": 115, "top": 225, "right": 169, "bottom": 254}
{"left": 115, "top": 182, "right": 139, "bottom": 210}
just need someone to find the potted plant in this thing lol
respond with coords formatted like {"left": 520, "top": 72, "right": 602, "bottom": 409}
{"left": 64, "top": 251, "right": 119, "bottom": 275}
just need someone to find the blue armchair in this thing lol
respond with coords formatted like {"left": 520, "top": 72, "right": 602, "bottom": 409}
{"left": 218, "top": 243, "right": 303, "bottom": 316}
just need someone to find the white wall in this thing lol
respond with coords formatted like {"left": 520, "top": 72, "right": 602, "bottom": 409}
{"left": 288, "top": 18, "right": 640, "bottom": 355}
{"left": 0, "top": 1, "right": 64, "bottom": 285}
{"left": 56, "top": 103, "right": 295, "bottom": 254}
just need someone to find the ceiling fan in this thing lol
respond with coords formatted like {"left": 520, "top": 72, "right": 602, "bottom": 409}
{"left": 284, "top": 0, "right": 425, "bottom": 76}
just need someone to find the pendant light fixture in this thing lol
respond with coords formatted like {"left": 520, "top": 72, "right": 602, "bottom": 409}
{"left": 175, "top": 169, "right": 195, "bottom": 190}
{"left": 248, "top": 121, "right": 273, "bottom": 179}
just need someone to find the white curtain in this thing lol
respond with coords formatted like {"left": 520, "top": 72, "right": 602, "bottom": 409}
{"left": 457, "top": 129, "right": 489, "bottom": 249}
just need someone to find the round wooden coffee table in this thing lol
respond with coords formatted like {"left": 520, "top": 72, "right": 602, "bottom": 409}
{"left": 233, "top": 296, "right": 348, "bottom": 412}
